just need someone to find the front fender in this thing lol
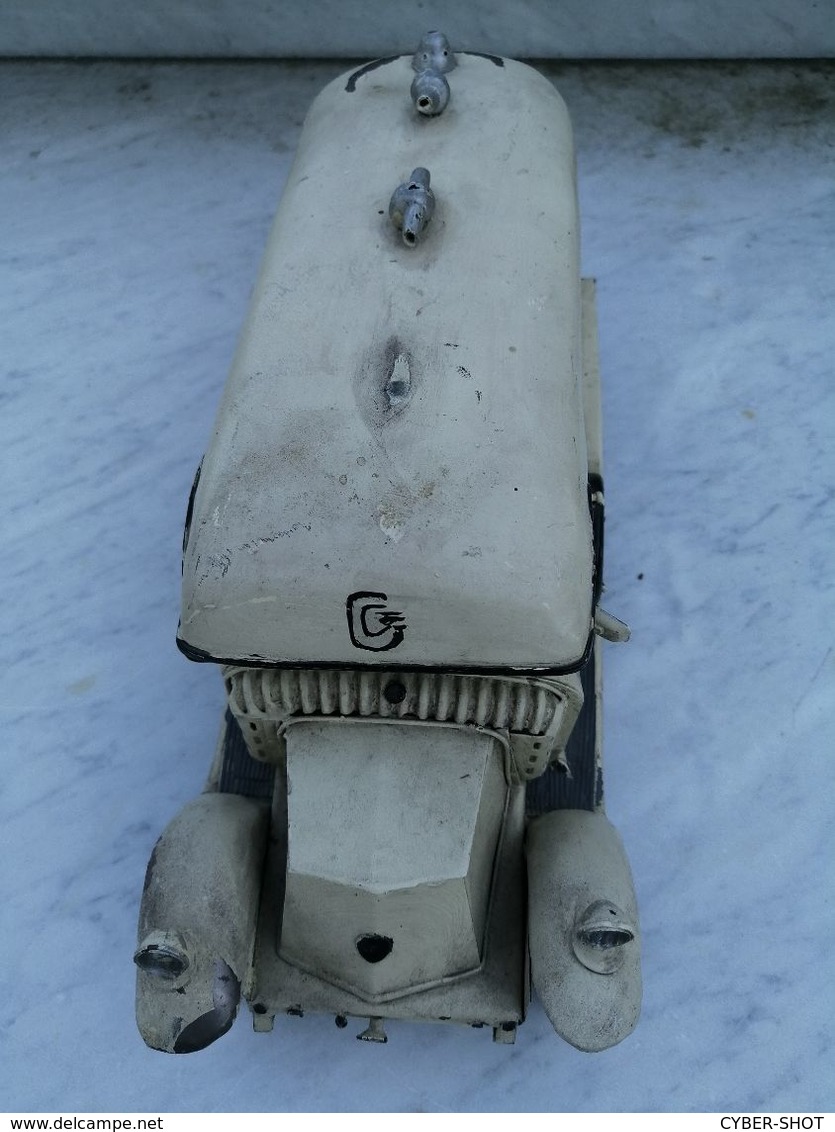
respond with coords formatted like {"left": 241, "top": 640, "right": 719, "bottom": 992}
{"left": 526, "top": 809, "right": 641, "bottom": 1052}
{"left": 135, "top": 792, "right": 269, "bottom": 1053}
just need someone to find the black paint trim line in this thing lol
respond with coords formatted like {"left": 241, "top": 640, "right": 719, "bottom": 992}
{"left": 175, "top": 628, "right": 595, "bottom": 678}
{"left": 345, "top": 51, "right": 503, "bottom": 93}
{"left": 345, "top": 56, "right": 400, "bottom": 91}
{"left": 588, "top": 472, "right": 605, "bottom": 608}
{"left": 181, "top": 458, "right": 203, "bottom": 572}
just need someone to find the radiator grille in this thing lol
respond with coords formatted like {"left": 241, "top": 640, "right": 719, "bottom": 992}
{"left": 224, "top": 667, "right": 562, "bottom": 736}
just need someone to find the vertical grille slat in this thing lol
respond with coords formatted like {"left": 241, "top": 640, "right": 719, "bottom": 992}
{"left": 455, "top": 676, "right": 472, "bottom": 724}
{"left": 299, "top": 672, "right": 318, "bottom": 714}
{"left": 531, "top": 687, "right": 550, "bottom": 735}
{"left": 511, "top": 685, "right": 530, "bottom": 732}
{"left": 359, "top": 675, "right": 375, "bottom": 716}
{"left": 475, "top": 680, "right": 492, "bottom": 727}
{"left": 494, "top": 681, "right": 510, "bottom": 729}
{"left": 338, "top": 669, "right": 354, "bottom": 716}
{"left": 318, "top": 669, "right": 337, "bottom": 716}
{"left": 281, "top": 670, "right": 301, "bottom": 714}
{"left": 417, "top": 673, "right": 433, "bottom": 720}
{"left": 241, "top": 670, "right": 264, "bottom": 715}
{"left": 437, "top": 675, "right": 454, "bottom": 721}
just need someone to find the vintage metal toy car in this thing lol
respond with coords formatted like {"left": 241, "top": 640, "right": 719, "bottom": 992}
{"left": 135, "top": 34, "right": 641, "bottom": 1055}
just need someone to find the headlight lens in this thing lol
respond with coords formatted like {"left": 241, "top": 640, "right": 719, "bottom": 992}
{"left": 572, "top": 901, "right": 635, "bottom": 974}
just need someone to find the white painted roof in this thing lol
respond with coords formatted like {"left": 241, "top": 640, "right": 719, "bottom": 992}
{"left": 179, "top": 54, "right": 593, "bottom": 671}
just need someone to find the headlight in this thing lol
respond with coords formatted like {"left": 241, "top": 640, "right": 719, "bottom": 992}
{"left": 572, "top": 901, "right": 635, "bottom": 974}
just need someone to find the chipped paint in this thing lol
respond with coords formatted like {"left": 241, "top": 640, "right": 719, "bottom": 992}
{"left": 385, "top": 353, "right": 412, "bottom": 408}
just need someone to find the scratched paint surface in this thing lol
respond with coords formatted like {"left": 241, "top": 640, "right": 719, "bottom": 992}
{"left": 179, "top": 55, "right": 591, "bottom": 672}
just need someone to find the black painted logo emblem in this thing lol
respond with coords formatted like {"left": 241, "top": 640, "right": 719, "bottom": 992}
{"left": 347, "top": 591, "right": 407, "bottom": 652}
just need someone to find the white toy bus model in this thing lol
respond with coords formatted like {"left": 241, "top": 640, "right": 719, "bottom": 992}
{"left": 135, "top": 35, "right": 641, "bottom": 1055}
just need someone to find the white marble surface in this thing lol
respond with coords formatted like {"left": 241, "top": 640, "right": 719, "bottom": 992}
{"left": 2, "top": 59, "right": 834, "bottom": 1113}
{"left": 1, "top": 1, "right": 834, "bottom": 59}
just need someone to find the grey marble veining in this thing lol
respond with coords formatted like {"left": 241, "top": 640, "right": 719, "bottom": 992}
{"left": 2, "top": 59, "right": 834, "bottom": 1112}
